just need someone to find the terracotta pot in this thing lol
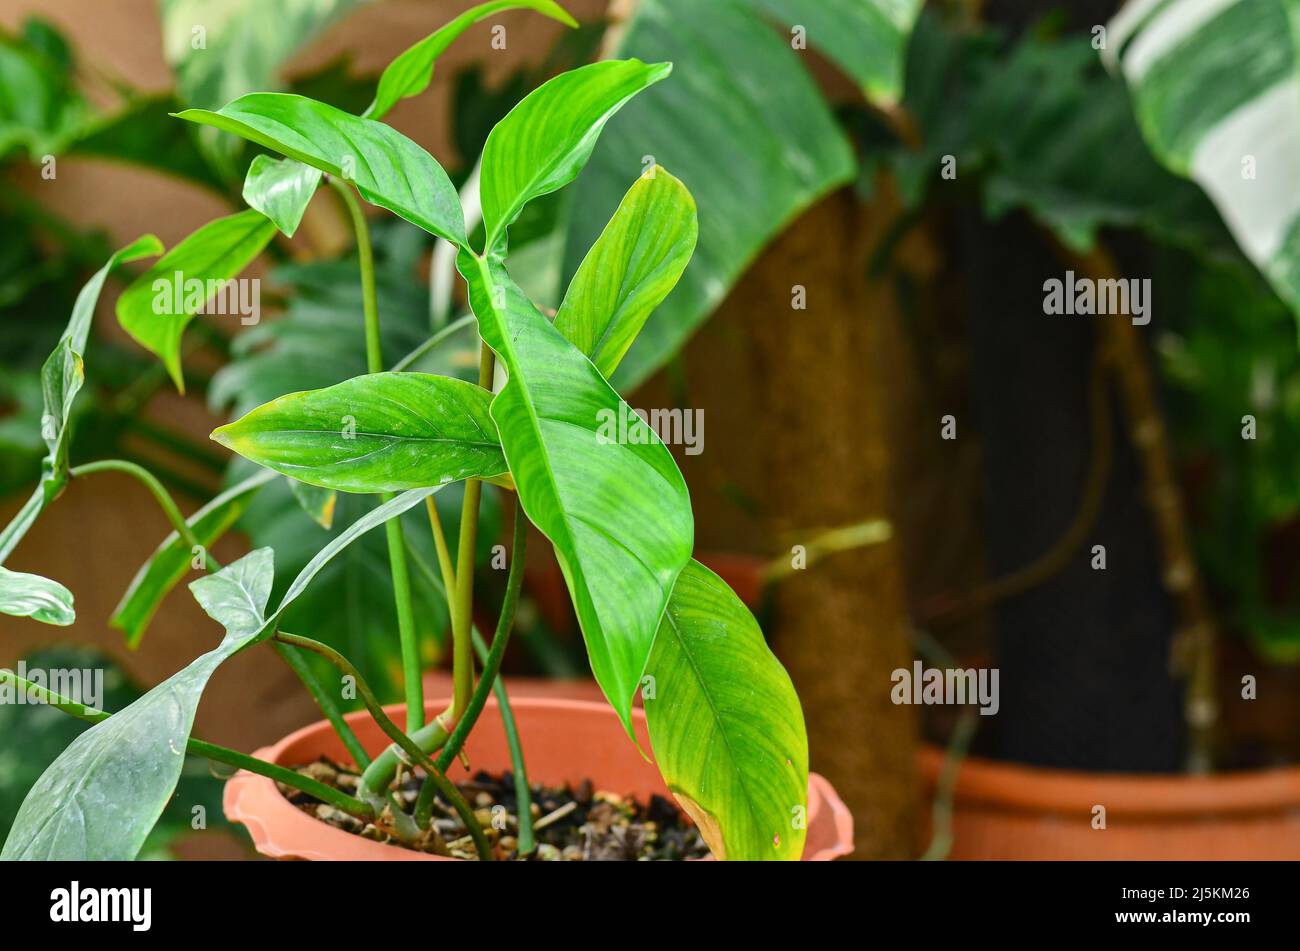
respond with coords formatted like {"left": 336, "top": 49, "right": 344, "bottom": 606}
{"left": 918, "top": 743, "right": 1300, "bottom": 859}
{"left": 226, "top": 697, "right": 854, "bottom": 861}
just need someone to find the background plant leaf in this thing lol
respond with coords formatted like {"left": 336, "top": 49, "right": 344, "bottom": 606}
{"left": 563, "top": 0, "right": 858, "bottom": 390}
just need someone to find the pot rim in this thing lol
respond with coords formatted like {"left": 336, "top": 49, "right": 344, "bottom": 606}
{"left": 918, "top": 743, "right": 1300, "bottom": 816}
{"left": 226, "top": 697, "right": 854, "bottom": 861}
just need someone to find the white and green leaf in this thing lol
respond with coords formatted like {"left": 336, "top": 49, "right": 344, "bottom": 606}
{"left": 0, "top": 566, "right": 74, "bottom": 627}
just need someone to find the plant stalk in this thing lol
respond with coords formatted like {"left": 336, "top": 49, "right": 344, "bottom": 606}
{"left": 330, "top": 176, "right": 425, "bottom": 733}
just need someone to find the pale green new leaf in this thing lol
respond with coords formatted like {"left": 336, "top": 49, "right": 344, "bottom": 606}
{"left": 365, "top": 0, "right": 578, "bottom": 120}
{"left": 111, "top": 469, "right": 278, "bottom": 648}
{"left": 747, "top": 0, "right": 922, "bottom": 103}
{"left": 481, "top": 59, "right": 671, "bottom": 251}
{"left": 0, "top": 565, "right": 74, "bottom": 626}
{"left": 459, "top": 251, "right": 693, "bottom": 731}
{"left": 115, "top": 209, "right": 276, "bottom": 392}
{"left": 3, "top": 487, "right": 436, "bottom": 860}
{"left": 645, "top": 560, "right": 808, "bottom": 861}
{"left": 1106, "top": 0, "right": 1300, "bottom": 313}
{"left": 212, "top": 372, "right": 506, "bottom": 493}
{"left": 564, "top": 0, "right": 857, "bottom": 389}
{"left": 175, "top": 95, "right": 466, "bottom": 246}
{"left": 1, "top": 548, "right": 274, "bottom": 861}
{"left": 554, "top": 169, "right": 696, "bottom": 377}
{"left": 242, "top": 155, "right": 322, "bottom": 238}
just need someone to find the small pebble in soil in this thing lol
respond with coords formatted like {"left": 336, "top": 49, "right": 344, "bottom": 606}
{"left": 280, "top": 757, "right": 712, "bottom": 861}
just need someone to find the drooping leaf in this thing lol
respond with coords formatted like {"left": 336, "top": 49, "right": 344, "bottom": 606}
{"left": 645, "top": 560, "right": 808, "bottom": 860}
{"left": 554, "top": 169, "right": 696, "bottom": 377}
{"left": 111, "top": 468, "right": 278, "bottom": 648}
{"left": 0, "top": 236, "right": 163, "bottom": 567}
{"left": 287, "top": 478, "right": 337, "bottom": 530}
{"left": 1, "top": 548, "right": 274, "bottom": 861}
{"left": 242, "top": 155, "right": 322, "bottom": 238}
{"left": 459, "top": 251, "right": 693, "bottom": 731}
{"left": 747, "top": 0, "right": 922, "bottom": 104}
{"left": 1105, "top": 0, "right": 1300, "bottom": 315}
{"left": 0, "top": 565, "right": 73, "bottom": 626}
{"left": 175, "top": 95, "right": 466, "bottom": 246}
{"left": 563, "top": 0, "right": 858, "bottom": 389}
{"left": 115, "top": 210, "right": 276, "bottom": 392}
{"left": 2, "top": 487, "right": 436, "bottom": 860}
{"left": 365, "top": 0, "right": 578, "bottom": 120}
{"left": 481, "top": 59, "right": 672, "bottom": 252}
{"left": 212, "top": 372, "right": 507, "bottom": 492}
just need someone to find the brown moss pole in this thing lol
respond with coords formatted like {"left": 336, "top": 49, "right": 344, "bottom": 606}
{"left": 721, "top": 191, "right": 920, "bottom": 858}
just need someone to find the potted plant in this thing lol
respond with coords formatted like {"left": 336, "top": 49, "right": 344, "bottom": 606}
{"left": 0, "top": 1, "right": 852, "bottom": 862}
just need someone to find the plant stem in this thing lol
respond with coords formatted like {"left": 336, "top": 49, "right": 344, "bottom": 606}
{"left": 330, "top": 176, "right": 425, "bottom": 733}
{"left": 473, "top": 628, "right": 536, "bottom": 855}
{"left": 0, "top": 669, "right": 375, "bottom": 820}
{"left": 274, "top": 632, "right": 493, "bottom": 860}
{"left": 413, "top": 500, "right": 527, "bottom": 826}
{"left": 450, "top": 342, "right": 496, "bottom": 720}
{"left": 392, "top": 314, "right": 477, "bottom": 372}
{"left": 70, "top": 459, "right": 203, "bottom": 553}
{"left": 273, "top": 641, "right": 371, "bottom": 769}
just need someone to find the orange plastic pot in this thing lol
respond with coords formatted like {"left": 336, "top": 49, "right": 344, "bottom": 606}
{"left": 226, "top": 697, "right": 853, "bottom": 861}
{"left": 918, "top": 743, "right": 1300, "bottom": 859}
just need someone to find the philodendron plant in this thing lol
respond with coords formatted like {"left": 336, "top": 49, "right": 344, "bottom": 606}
{"left": 0, "top": 2, "right": 807, "bottom": 861}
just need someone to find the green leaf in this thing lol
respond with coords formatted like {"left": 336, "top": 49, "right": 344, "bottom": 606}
{"left": 1, "top": 548, "right": 274, "bottom": 861}
{"left": 70, "top": 95, "right": 226, "bottom": 191}
{"left": 563, "top": 0, "right": 858, "bottom": 389}
{"left": 0, "top": 565, "right": 73, "bottom": 626}
{"left": 481, "top": 59, "right": 672, "bottom": 252}
{"left": 554, "top": 169, "right": 696, "bottom": 377}
{"left": 111, "top": 469, "right": 277, "bottom": 648}
{"left": 2, "top": 488, "right": 435, "bottom": 860}
{"left": 242, "top": 155, "right": 322, "bottom": 238}
{"left": 365, "top": 0, "right": 578, "bottom": 120}
{"left": 160, "top": 0, "right": 366, "bottom": 110}
{"left": 288, "top": 478, "right": 337, "bottom": 530}
{"left": 645, "top": 559, "right": 808, "bottom": 861}
{"left": 1106, "top": 0, "right": 1300, "bottom": 315}
{"left": 747, "top": 0, "right": 922, "bottom": 103}
{"left": 175, "top": 95, "right": 466, "bottom": 246}
{"left": 212, "top": 372, "right": 507, "bottom": 493}
{"left": 458, "top": 251, "right": 693, "bottom": 731}
{"left": 0, "top": 236, "right": 163, "bottom": 567}
{"left": 115, "top": 210, "right": 276, "bottom": 392}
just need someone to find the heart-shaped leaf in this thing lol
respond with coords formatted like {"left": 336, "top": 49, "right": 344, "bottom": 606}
{"left": 242, "top": 155, "right": 322, "bottom": 238}
{"left": 365, "top": 0, "right": 578, "bottom": 120}
{"left": 0, "top": 566, "right": 74, "bottom": 626}
{"left": 644, "top": 559, "right": 808, "bottom": 860}
{"left": 115, "top": 209, "right": 276, "bottom": 392}
{"left": 111, "top": 469, "right": 278, "bottom": 648}
{"left": 459, "top": 250, "right": 693, "bottom": 731}
{"left": 554, "top": 169, "right": 696, "bottom": 378}
{"left": 3, "top": 486, "right": 437, "bottom": 860}
{"left": 175, "top": 94, "right": 466, "bottom": 246}
{"left": 1, "top": 547, "right": 274, "bottom": 861}
{"left": 211, "top": 372, "right": 506, "bottom": 493}
{"left": 481, "top": 59, "right": 671, "bottom": 251}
